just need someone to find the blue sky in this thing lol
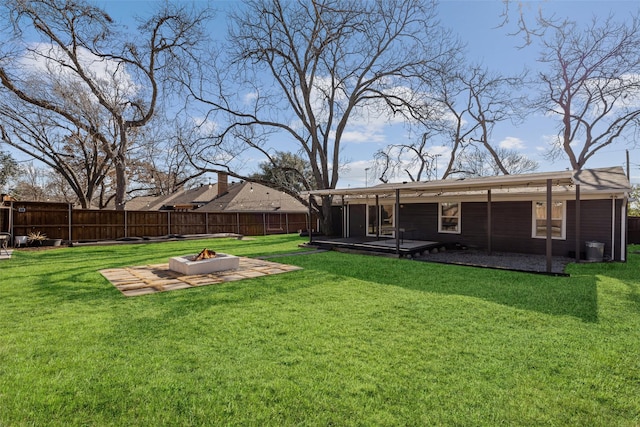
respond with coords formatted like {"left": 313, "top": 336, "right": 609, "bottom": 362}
{"left": 334, "top": 0, "right": 640, "bottom": 188}
{"left": 7, "top": 0, "right": 640, "bottom": 190}
{"left": 184, "top": 1, "right": 640, "bottom": 187}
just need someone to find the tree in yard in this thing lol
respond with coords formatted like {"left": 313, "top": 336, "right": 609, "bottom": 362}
{"left": 250, "top": 151, "right": 315, "bottom": 194}
{"left": 534, "top": 13, "right": 640, "bottom": 170}
{"left": 128, "top": 115, "right": 206, "bottom": 197}
{"left": 436, "top": 64, "right": 537, "bottom": 179}
{"left": 449, "top": 146, "right": 538, "bottom": 178}
{"left": 374, "top": 63, "right": 537, "bottom": 183}
{"left": 0, "top": 95, "right": 113, "bottom": 208}
{"left": 186, "top": 0, "right": 462, "bottom": 234}
{"left": 373, "top": 132, "right": 440, "bottom": 183}
{"left": 0, "top": 0, "right": 210, "bottom": 209}
{"left": 0, "top": 150, "right": 18, "bottom": 192}
{"left": 10, "top": 162, "right": 54, "bottom": 202}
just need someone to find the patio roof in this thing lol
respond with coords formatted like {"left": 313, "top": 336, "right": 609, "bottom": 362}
{"left": 304, "top": 167, "right": 630, "bottom": 198}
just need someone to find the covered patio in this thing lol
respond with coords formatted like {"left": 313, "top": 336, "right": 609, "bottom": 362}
{"left": 304, "top": 167, "right": 631, "bottom": 273}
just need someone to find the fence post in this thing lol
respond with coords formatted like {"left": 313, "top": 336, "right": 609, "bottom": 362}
{"left": 124, "top": 210, "right": 128, "bottom": 238}
{"left": 168, "top": 211, "right": 171, "bottom": 235}
{"left": 237, "top": 212, "right": 240, "bottom": 235}
{"left": 68, "top": 203, "right": 72, "bottom": 243}
{"left": 286, "top": 213, "right": 289, "bottom": 234}
{"left": 263, "top": 213, "right": 266, "bottom": 236}
{"left": 205, "top": 212, "right": 209, "bottom": 234}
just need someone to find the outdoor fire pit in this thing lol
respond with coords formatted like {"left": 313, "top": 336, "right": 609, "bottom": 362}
{"left": 169, "top": 249, "right": 239, "bottom": 275}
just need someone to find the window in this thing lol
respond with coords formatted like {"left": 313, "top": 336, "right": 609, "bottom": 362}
{"left": 367, "top": 204, "right": 394, "bottom": 236}
{"left": 439, "top": 202, "right": 460, "bottom": 233}
{"left": 532, "top": 201, "right": 566, "bottom": 240}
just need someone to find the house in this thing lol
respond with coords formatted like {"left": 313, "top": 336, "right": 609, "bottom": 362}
{"left": 304, "top": 167, "right": 631, "bottom": 268}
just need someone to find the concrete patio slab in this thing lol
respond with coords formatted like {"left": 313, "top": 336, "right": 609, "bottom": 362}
{"left": 100, "top": 256, "right": 302, "bottom": 297}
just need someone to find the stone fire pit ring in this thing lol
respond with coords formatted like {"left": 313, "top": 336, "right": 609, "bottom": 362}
{"left": 169, "top": 252, "right": 240, "bottom": 275}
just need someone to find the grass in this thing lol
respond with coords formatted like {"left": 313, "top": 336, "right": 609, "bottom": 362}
{"left": 1, "top": 234, "right": 639, "bottom": 426}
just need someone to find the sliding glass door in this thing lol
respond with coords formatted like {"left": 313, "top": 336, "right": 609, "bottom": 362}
{"left": 367, "top": 204, "right": 394, "bottom": 237}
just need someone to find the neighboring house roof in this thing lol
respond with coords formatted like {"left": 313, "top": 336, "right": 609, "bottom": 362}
{"left": 123, "top": 195, "right": 160, "bottom": 211}
{"left": 197, "top": 181, "right": 307, "bottom": 213}
{"left": 157, "top": 184, "right": 221, "bottom": 210}
{"left": 125, "top": 181, "right": 307, "bottom": 213}
{"left": 306, "top": 167, "right": 631, "bottom": 202}
{"left": 125, "top": 184, "right": 222, "bottom": 211}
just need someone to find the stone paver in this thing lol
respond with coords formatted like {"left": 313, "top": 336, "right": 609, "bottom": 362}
{"left": 100, "top": 256, "right": 302, "bottom": 297}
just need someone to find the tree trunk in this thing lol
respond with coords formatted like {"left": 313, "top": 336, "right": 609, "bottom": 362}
{"left": 114, "top": 154, "right": 127, "bottom": 211}
{"left": 319, "top": 196, "right": 334, "bottom": 236}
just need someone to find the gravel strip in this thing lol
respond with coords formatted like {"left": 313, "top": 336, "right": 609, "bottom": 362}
{"left": 413, "top": 248, "right": 573, "bottom": 275}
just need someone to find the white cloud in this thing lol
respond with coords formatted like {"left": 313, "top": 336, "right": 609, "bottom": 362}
{"left": 18, "top": 42, "right": 137, "bottom": 104}
{"left": 243, "top": 91, "right": 259, "bottom": 104}
{"left": 499, "top": 136, "right": 525, "bottom": 150}
{"left": 193, "top": 116, "right": 218, "bottom": 134}
{"left": 339, "top": 122, "right": 387, "bottom": 144}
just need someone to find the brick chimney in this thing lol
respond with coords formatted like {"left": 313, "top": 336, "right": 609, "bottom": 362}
{"left": 217, "top": 172, "right": 228, "bottom": 196}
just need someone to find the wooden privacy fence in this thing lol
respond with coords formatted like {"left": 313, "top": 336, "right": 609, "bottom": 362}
{"left": 5, "top": 201, "right": 310, "bottom": 242}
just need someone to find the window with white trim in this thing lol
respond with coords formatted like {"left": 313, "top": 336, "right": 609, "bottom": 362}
{"left": 438, "top": 202, "right": 460, "bottom": 234}
{"left": 532, "top": 201, "right": 566, "bottom": 240}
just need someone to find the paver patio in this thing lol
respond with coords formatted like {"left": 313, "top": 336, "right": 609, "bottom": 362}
{"left": 100, "top": 257, "right": 302, "bottom": 297}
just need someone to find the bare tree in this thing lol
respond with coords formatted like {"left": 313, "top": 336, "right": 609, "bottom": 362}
{"left": 536, "top": 14, "right": 640, "bottom": 170}
{"left": 451, "top": 146, "right": 538, "bottom": 177}
{"left": 0, "top": 0, "right": 210, "bottom": 209}
{"left": 186, "top": 0, "right": 462, "bottom": 234}
{"left": 377, "top": 63, "right": 535, "bottom": 182}
{"left": 0, "top": 150, "right": 18, "bottom": 192}
{"left": 10, "top": 162, "right": 52, "bottom": 202}
{"left": 373, "top": 132, "right": 440, "bottom": 183}
{"left": 128, "top": 115, "right": 206, "bottom": 197}
{"left": 436, "top": 64, "right": 535, "bottom": 179}
{"left": 0, "top": 95, "right": 113, "bottom": 208}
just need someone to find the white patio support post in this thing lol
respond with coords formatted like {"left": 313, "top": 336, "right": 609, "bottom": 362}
{"left": 341, "top": 195, "right": 346, "bottom": 238}
{"left": 375, "top": 195, "right": 380, "bottom": 240}
{"left": 575, "top": 184, "right": 581, "bottom": 263}
{"left": 10, "top": 201, "right": 15, "bottom": 243}
{"left": 395, "top": 189, "right": 400, "bottom": 255}
{"left": 611, "top": 197, "right": 616, "bottom": 261}
{"left": 308, "top": 194, "right": 313, "bottom": 244}
{"left": 546, "top": 179, "right": 553, "bottom": 273}
{"left": 621, "top": 197, "right": 627, "bottom": 262}
{"left": 487, "top": 189, "right": 492, "bottom": 255}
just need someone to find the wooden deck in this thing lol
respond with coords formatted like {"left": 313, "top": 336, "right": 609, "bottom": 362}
{"left": 308, "top": 237, "right": 443, "bottom": 257}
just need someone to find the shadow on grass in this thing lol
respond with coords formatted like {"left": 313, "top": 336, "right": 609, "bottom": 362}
{"left": 283, "top": 252, "right": 601, "bottom": 323}
{"left": 9, "top": 238, "right": 635, "bottom": 325}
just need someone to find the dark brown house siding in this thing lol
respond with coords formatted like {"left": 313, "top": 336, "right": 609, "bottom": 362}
{"left": 349, "top": 198, "right": 626, "bottom": 261}
{"left": 348, "top": 204, "right": 367, "bottom": 237}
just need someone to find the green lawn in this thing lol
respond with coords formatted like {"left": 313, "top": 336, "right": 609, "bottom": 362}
{"left": 1, "top": 235, "right": 639, "bottom": 426}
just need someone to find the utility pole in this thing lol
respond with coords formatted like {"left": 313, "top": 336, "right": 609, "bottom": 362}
{"left": 627, "top": 149, "right": 630, "bottom": 179}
